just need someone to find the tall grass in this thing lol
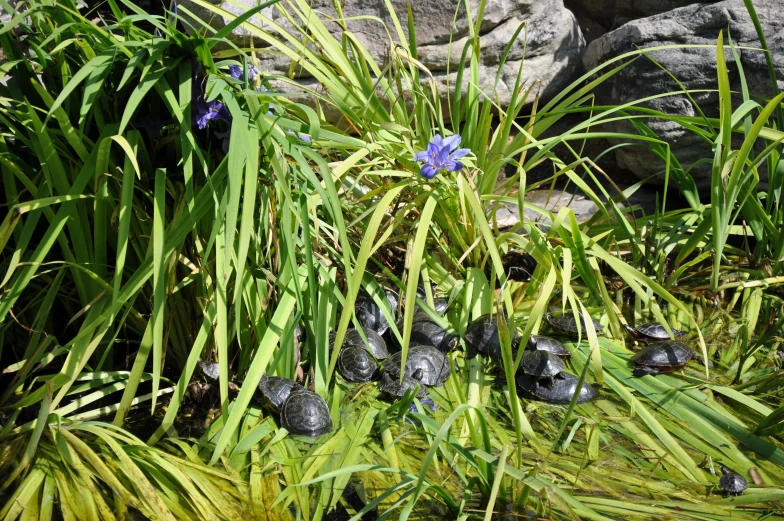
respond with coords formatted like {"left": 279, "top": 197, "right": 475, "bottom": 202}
{"left": 1, "top": 0, "right": 784, "bottom": 519}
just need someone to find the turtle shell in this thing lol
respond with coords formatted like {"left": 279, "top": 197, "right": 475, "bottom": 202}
{"left": 344, "top": 328, "right": 390, "bottom": 359}
{"left": 516, "top": 372, "right": 597, "bottom": 404}
{"left": 197, "top": 358, "right": 234, "bottom": 381}
{"left": 279, "top": 387, "right": 332, "bottom": 437}
{"left": 394, "top": 314, "right": 457, "bottom": 353}
{"left": 518, "top": 350, "right": 565, "bottom": 378}
{"left": 378, "top": 371, "right": 428, "bottom": 398}
{"left": 719, "top": 466, "right": 748, "bottom": 496}
{"left": 464, "top": 314, "right": 519, "bottom": 361}
{"left": 544, "top": 313, "right": 604, "bottom": 335}
{"left": 626, "top": 322, "right": 685, "bottom": 341}
{"left": 338, "top": 346, "right": 378, "bottom": 382}
{"left": 383, "top": 345, "right": 451, "bottom": 386}
{"left": 257, "top": 374, "right": 296, "bottom": 413}
{"left": 355, "top": 289, "right": 398, "bottom": 334}
{"left": 528, "top": 335, "right": 570, "bottom": 358}
{"left": 631, "top": 341, "right": 694, "bottom": 376}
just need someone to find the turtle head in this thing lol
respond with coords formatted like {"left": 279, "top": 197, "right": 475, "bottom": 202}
{"left": 527, "top": 335, "right": 538, "bottom": 348}
{"left": 719, "top": 465, "right": 732, "bottom": 476}
{"left": 622, "top": 323, "right": 637, "bottom": 336}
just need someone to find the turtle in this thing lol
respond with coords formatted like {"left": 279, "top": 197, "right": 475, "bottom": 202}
{"left": 378, "top": 369, "right": 428, "bottom": 399}
{"left": 527, "top": 335, "right": 570, "bottom": 358}
{"left": 344, "top": 328, "right": 390, "bottom": 359}
{"left": 544, "top": 313, "right": 604, "bottom": 336}
{"left": 517, "top": 350, "right": 566, "bottom": 386}
{"left": 197, "top": 358, "right": 221, "bottom": 380}
{"left": 718, "top": 465, "right": 748, "bottom": 497}
{"left": 279, "top": 386, "right": 333, "bottom": 437}
{"left": 516, "top": 372, "right": 597, "bottom": 404}
{"left": 383, "top": 345, "right": 452, "bottom": 386}
{"left": 393, "top": 313, "right": 458, "bottom": 353}
{"left": 414, "top": 297, "right": 449, "bottom": 315}
{"left": 464, "top": 313, "right": 519, "bottom": 361}
{"left": 630, "top": 340, "right": 695, "bottom": 376}
{"left": 337, "top": 346, "right": 379, "bottom": 382}
{"left": 355, "top": 289, "right": 398, "bottom": 335}
{"left": 257, "top": 374, "right": 296, "bottom": 413}
{"left": 623, "top": 322, "right": 685, "bottom": 343}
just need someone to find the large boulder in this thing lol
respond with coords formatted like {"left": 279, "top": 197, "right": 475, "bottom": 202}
{"left": 583, "top": 0, "right": 784, "bottom": 191}
{"left": 564, "top": 0, "right": 709, "bottom": 43}
{"left": 181, "top": 0, "right": 585, "bottom": 114}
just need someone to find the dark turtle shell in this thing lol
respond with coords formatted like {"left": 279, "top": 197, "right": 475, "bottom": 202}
{"left": 383, "top": 345, "right": 451, "bottom": 386}
{"left": 338, "top": 346, "right": 378, "bottom": 382}
{"left": 528, "top": 335, "right": 570, "bottom": 358}
{"left": 631, "top": 340, "right": 694, "bottom": 376}
{"left": 518, "top": 350, "right": 565, "bottom": 378}
{"left": 377, "top": 370, "right": 428, "bottom": 398}
{"left": 623, "top": 322, "right": 685, "bottom": 342}
{"left": 344, "top": 328, "right": 390, "bottom": 359}
{"left": 464, "top": 313, "right": 519, "bottom": 361}
{"left": 516, "top": 372, "right": 597, "bottom": 404}
{"left": 280, "top": 387, "right": 332, "bottom": 437}
{"left": 355, "top": 289, "right": 398, "bottom": 335}
{"left": 719, "top": 465, "right": 748, "bottom": 496}
{"left": 257, "top": 374, "right": 297, "bottom": 413}
{"left": 197, "top": 358, "right": 234, "bottom": 381}
{"left": 392, "top": 313, "right": 457, "bottom": 353}
{"left": 544, "top": 313, "right": 604, "bottom": 335}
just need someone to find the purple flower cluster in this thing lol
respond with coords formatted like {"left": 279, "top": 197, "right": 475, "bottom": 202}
{"left": 413, "top": 134, "right": 470, "bottom": 179}
{"left": 228, "top": 63, "right": 259, "bottom": 83}
{"left": 194, "top": 98, "right": 230, "bottom": 130}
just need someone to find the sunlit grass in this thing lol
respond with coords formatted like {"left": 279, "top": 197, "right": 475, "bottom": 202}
{"left": 1, "top": 0, "right": 784, "bottom": 519}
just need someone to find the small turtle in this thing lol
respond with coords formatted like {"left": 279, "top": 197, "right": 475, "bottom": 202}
{"left": 517, "top": 350, "right": 566, "bottom": 386}
{"left": 279, "top": 386, "right": 332, "bottom": 437}
{"left": 197, "top": 358, "right": 222, "bottom": 380}
{"left": 414, "top": 297, "right": 449, "bottom": 315}
{"left": 544, "top": 313, "right": 604, "bottom": 336}
{"left": 378, "top": 369, "right": 428, "bottom": 399}
{"left": 355, "top": 289, "right": 398, "bottom": 335}
{"left": 464, "top": 313, "right": 519, "bottom": 361}
{"left": 623, "top": 322, "right": 685, "bottom": 343}
{"left": 718, "top": 465, "right": 748, "bottom": 497}
{"left": 528, "top": 335, "right": 570, "bottom": 358}
{"left": 344, "top": 328, "right": 390, "bottom": 359}
{"left": 393, "top": 313, "right": 457, "bottom": 353}
{"left": 631, "top": 340, "right": 695, "bottom": 376}
{"left": 516, "top": 372, "right": 597, "bottom": 404}
{"left": 257, "top": 374, "right": 296, "bottom": 413}
{"left": 338, "top": 346, "right": 379, "bottom": 382}
{"left": 383, "top": 345, "right": 452, "bottom": 386}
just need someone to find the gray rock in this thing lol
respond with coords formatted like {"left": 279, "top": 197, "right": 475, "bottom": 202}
{"left": 493, "top": 189, "right": 600, "bottom": 228}
{"left": 181, "top": 0, "right": 585, "bottom": 113}
{"left": 583, "top": 0, "right": 784, "bottom": 191}
{"left": 564, "top": 0, "right": 708, "bottom": 42}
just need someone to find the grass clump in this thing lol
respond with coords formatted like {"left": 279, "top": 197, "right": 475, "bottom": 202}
{"left": 1, "top": 0, "right": 784, "bottom": 519}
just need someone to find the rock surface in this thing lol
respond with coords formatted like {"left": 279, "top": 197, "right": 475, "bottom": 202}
{"left": 583, "top": 0, "right": 784, "bottom": 190}
{"left": 564, "top": 0, "right": 707, "bottom": 43}
{"left": 181, "top": 0, "right": 585, "bottom": 112}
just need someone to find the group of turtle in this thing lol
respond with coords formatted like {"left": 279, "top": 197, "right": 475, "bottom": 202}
{"left": 338, "top": 288, "right": 455, "bottom": 400}
{"left": 463, "top": 313, "right": 598, "bottom": 404}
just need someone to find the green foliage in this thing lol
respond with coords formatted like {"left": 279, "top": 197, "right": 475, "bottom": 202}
{"left": 1, "top": 0, "right": 784, "bottom": 519}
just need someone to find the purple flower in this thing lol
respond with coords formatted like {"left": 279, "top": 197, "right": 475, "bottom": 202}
{"left": 229, "top": 63, "right": 259, "bottom": 83}
{"left": 413, "top": 134, "right": 470, "bottom": 179}
{"left": 194, "top": 99, "right": 230, "bottom": 130}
